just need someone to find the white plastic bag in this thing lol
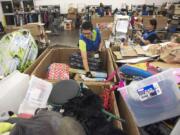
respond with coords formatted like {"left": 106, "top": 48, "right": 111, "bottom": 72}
{"left": 18, "top": 76, "right": 53, "bottom": 115}
{"left": 0, "top": 71, "right": 30, "bottom": 114}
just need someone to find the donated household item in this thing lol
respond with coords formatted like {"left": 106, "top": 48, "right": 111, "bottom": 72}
{"left": 0, "top": 122, "right": 14, "bottom": 134}
{"left": 48, "top": 80, "right": 80, "bottom": 106}
{"left": 118, "top": 69, "right": 180, "bottom": 127}
{"left": 70, "top": 68, "right": 107, "bottom": 78}
{"left": 0, "top": 29, "right": 38, "bottom": 77}
{"left": 10, "top": 110, "right": 86, "bottom": 135}
{"left": 80, "top": 74, "right": 106, "bottom": 81}
{"left": 120, "top": 64, "right": 153, "bottom": 78}
{"left": 116, "top": 57, "right": 153, "bottom": 64}
{"left": 47, "top": 63, "right": 70, "bottom": 81}
{"left": 64, "top": 20, "right": 73, "bottom": 30}
{"left": 70, "top": 52, "right": 102, "bottom": 71}
{"left": 18, "top": 76, "right": 53, "bottom": 115}
{"left": 0, "top": 71, "right": 30, "bottom": 115}
{"left": 113, "top": 15, "right": 130, "bottom": 41}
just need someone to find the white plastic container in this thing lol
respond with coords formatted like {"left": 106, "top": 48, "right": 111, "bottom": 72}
{"left": 18, "top": 76, "right": 53, "bottom": 115}
{"left": 0, "top": 71, "right": 30, "bottom": 114}
{"left": 118, "top": 69, "right": 180, "bottom": 127}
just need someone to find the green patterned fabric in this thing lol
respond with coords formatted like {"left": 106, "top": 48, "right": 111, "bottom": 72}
{"left": 0, "top": 29, "right": 38, "bottom": 77}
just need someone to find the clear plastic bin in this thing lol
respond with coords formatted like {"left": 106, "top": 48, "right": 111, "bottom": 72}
{"left": 0, "top": 71, "right": 30, "bottom": 114}
{"left": 118, "top": 69, "right": 180, "bottom": 127}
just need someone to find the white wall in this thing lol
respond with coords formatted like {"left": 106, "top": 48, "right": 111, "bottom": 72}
{"left": 34, "top": 0, "right": 146, "bottom": 14}
{"left": 145, "top": 0, "right": 180, "bottom": 5}
{"left": 0, "top": 2, "right": 3, "bottom": 23}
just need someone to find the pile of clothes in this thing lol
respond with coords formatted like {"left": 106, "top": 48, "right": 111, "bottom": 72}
{"left": 0, "top": 79, "right": 126, "bottom": 135}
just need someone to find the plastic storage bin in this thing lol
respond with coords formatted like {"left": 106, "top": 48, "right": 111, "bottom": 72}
{"left": 0, "top": 71, "right": 30, "bottom": 115}
{"left": 118, "top": 69, "right": 180, "bottom": 127}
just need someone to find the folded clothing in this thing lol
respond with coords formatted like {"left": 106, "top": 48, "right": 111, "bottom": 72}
{"left": 69, "top": 52, "right": 102, "bottom": 71}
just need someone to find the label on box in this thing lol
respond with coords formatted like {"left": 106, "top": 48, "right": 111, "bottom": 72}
{"left": 137, "top": 83, "right": 162, "bottom": 101}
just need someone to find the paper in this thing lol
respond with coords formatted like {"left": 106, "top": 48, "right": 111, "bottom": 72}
{"left": 116, "top": 20, "right": 129, "bottom": 33}
{"left": 133, "top": 46, "right": 147, "bottom": 56}
{"left": 116, "top": 57, "right": 153, "bottom": 64}
{"left": 120, "top": 46, "right": 137, "bottom": 57}
{"left": 113, "top": 51, "right": 122, "bottom": 60}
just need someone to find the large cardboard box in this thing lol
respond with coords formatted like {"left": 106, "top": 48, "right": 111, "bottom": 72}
{"left": 32, "top": 48, "right": 116, "bottom": 83}
{"left": 67, "top": 14, "right": 77, "bottom": 20}
{"left": 91, "top": 16, "right": 113, "bottom": 40}
{"left": 68, "top": 7, "right": 78, "bottom": 14}
{"left": 91, "top": 16, "right": 114, "bottom": 27}
{"left": 109, "top": 48, "right": 141, "bottom": 135}
{"left": 101, "top": 29, "right": 112, "bottom": 40}
{"left": 24, "top": 47, "right": 51, "bottom": 75}
{"left": 23, "top": 23, "right": 43, "bottom": 37}
{"left": 142, "top": 15, "right": 168, "bottom": 30}
{"left": 5, "top": 23, "right": 44, "bottom": 37}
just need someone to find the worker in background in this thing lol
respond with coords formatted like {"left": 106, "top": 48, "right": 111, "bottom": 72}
{"left": 142, "top": 4, "right": 148, "bottom": 16}
{"left": 97, "top": 3, "right": 105, "bottom": 17}
{"left": 136, "top": 18, "right": 160, "bottom": 45}
{"left": 79, "top": 21, "right": 103, "bottom": 77}
{"left": 130, "top": 11, "right": 139, "bottom": 28}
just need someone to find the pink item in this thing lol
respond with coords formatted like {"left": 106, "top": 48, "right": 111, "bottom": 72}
{"left": 48, "top": 63, "right": 70, "bottom": 80}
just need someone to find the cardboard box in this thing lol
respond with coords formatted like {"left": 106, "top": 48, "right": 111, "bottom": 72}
{"left": 68, "top": 7, "right": 78, "bottom": 14}
{"left": 85, "top": 83, "right": 123, "bottom": 129}
{"left": 32, "top": 48, "right": 116, "bottom": 83}
{"left": 5, "top": 26, "right": 21, "bottom": 33}
{"left": 67, "top": 14, "right": 77, "bottom": 20}
{"left": 118, "top": 94, "right": 141, "bottom": 135}
{"left": 24, "top": 47, "right": 51, "bottom": 75}
{"left": 5, "top": 23, "right": 44, "bottom": 37}
{"left": 101, "top": 29, "right": 112, "bottom": 40}
{"left": 109, "top": 48, "right": 141, "bottom": 135}
{"left": 151, "top": 61, "right": 180, "bottom": 69}
{"left": 91, "top": 16, "right": 114, "bottom": 27}
{"left": 142, "top": 15, "right": 168, "bottom": 30}
{"left": 23, "top": 23, "right": 44, "bottom": 37}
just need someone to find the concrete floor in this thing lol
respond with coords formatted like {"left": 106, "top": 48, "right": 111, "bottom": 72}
{"left": 49, "top": 29, "right": 79, "bottom": 48}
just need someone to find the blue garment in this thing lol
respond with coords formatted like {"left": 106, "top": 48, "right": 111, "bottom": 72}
{"left": 141, "top": 30, "right": 158, "bottom": 45}
{"left": 142, "top": 10, "right": 148, "bottom": 16}
{"left": 79, "top": 28, "right": 101, "bottom": 52}
{"left": 97, "top": 7, "right": 104, "bottom": 17}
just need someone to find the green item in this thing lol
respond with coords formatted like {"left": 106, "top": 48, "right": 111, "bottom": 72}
{"left": 0, "top": 122, "right": 14, "bottom": 134}
{"left": 102, "top": 109, "right": 125, "bottom": 123}
{"left": 0, "top": 29, "right": 38, "bottom": 76}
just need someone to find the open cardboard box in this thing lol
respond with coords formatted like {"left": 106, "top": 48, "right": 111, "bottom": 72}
{"left": 109, "top": 47, "right": 141, "bottom": 135}
{"left": 32, "top": 47, "right": 116, "bottom": 83}
{"left": 91, "top": 16, "right": 114, "bottom": 26}
{"left": 24, "top": 47, "right": 51, "bottom": 75}
{"left": 83, "top": 83, "right": 123, "bottom": 130}
{"left": 142, "top": 15, "right": 168, "bottom": 30}
{"left": 91, "top": 16, "right": 114, "bottom": 40}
